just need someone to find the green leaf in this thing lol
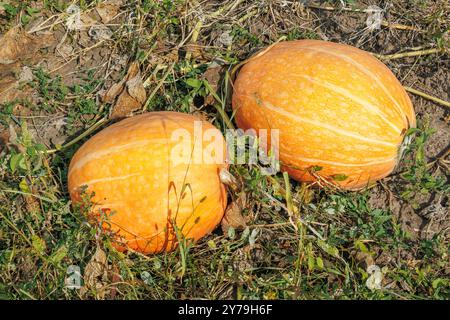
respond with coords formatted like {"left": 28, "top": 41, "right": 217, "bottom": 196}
{"left": 2, "top": 3, "right": 18, "bottom": 16}
{"left": 332, "top": 174, "right": 348, "bottom": 181}
{"left": 26, "top": 7, "right": 40, "bottom": 15}
{"left": 21, "top": 14, "right": 30, "bottom": 25}
{"left": 49, "top": 245, "right": 68, "bottom": 264}
{"left": 227, "top": 226, "right": 236, "bottom": 239}
{"left": 316, "top": 257, "right": 324, "bottom": 269}
{"left": 207, "top": 240, "right": 217, "bottom": 249}
{"left": 9, "top": 153, "right": 23, "bottom": 173}
{"left": 355, "top": 240, "right": 369, "bottom": 253}
{"left": 317, "top": 239, "right": 339, "bottom": 258}
{"left": 307, "top": 254, "right": 315, "bottom": 271}
{"left": 432, "top": 278, "right": 446, "bottom": 289}
{"left": 18, "top": 155, "right": 27, "bottom": 170}
{"left": 311, "top": 165, "right": 323, "bottom": 172}
{"left": 31, "top": 235, "right": 46, "bottom": 255}
{"left": 19, "top": 179, "right": 30, "bottom": 193}
{"left": 185, "top": 78, "right": 202, "bottom": 89}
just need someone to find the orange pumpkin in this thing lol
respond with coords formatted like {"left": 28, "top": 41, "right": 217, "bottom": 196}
{"left": 232, "top": 40, "right": 416, "bottom": 189}
{"left": 68, "top": 111, "right": 228, "bottom": 254}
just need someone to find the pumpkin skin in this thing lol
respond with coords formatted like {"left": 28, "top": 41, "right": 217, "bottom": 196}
{"left": 68, "top": 111, "right": 228, "bottom": 254}
{"left": 232, "top": 40, "right": 416, "bottom": 189}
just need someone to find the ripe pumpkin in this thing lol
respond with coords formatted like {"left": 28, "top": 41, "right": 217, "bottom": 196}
{"left": 68, "top": 111, "right": 228, "bottom": 254}
{"left": 232, "top": 40, "right": 416, "bottom": 189}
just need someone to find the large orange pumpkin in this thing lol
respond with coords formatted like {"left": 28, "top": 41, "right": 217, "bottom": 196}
{"left": 232, "top": 40, "right": 416, "bottom": 189}
{"left": 68, "top": 111, "right": 228, "bottom": 254}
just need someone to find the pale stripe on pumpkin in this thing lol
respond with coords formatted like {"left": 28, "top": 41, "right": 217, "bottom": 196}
{"left": 300, "top": 46, "right": 408, "bottom": 126}
{"left": 72, "top": 173, "right": 142, "bottom": 191}
{"left": 280, "top": 152, "right": 397, "bottom": 167}
{"left": 295, "top": 74, "right": 403, "bottom": 134}
{"left": 247, "top": 97, "right": 398, "bottom": 148}
{"left": 68, "top": 138, "right": 168, "bottom": 176}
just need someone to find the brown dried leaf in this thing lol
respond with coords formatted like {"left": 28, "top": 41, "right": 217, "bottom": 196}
{"left": 0, "top": 27, "right": 53, "bottom": 104}
{"left": 111, "top": 91, "right": 142, "bottom": 119}
{"left": 83, "top": 246, "right": 108, "bottom": 292}
{"left": 0, "top": 76, "right": 19, "bottom": 104}
{"left": 96, "top": 0, "right": 123, "bottom": 23}
{"left": 0, "top": 27, "right": 34, "bottom": 64}
{"left": 221, "top": 193, "right": 247, "bottom": 233}
{"left": 0, "top": 128, "right": 10, "bottom": 153}
{"left": 109, "top": 263, "right": 121, "bottom": 299}
{"left": 23, "top": 185, "right": 41, "bottom": 214}
{"left": 355, "top": 251, "right": 375, "bottom": 269}
{"left": 126, "top": 75, "right": 146, "bottom": 104}
{"left": 108, "top": 62, "right": 147, "bottom": 120}
{"left": 102, "top": 81, "right": 125, "bottom": 103}
{"left": 203, "top": 64, "right": 222, "bottom": 105}
{"left": 80, "top": 13, "right": 97, "bottom": 29}
{"left": 0, "top": 27, "right": 54, "bottom": 65}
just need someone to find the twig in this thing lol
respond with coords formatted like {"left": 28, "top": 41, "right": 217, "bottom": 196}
{"left": 404, "top": 86, "right": 450, "bottom": 108}
{"left": 0, "top": 189, "right": 55, "bottom": 203}
{"left": 380, "top": 21, "right": 422, "bottom": 32}
{"left": 373, "top": 48, "right": 446, "bottom": 60}
{"left": 184, "top": 0, "right": 246, "bottom": 60}
{"left": 263, "top": 191, "right": 325, "bottom": 240}
{"left": 0, "top": 211, "right": 34, "bottom": 251}
{"left": 305, "top": 4, "right": 370, "bottom": 13}
{"left": 283, "top": 172, "right": 299, "bottom": 232}
{"left": 185, "top": 19, "right": 203, "bottom": 61}
{"left": 142, "top": 62, "right": 176, "bottom": 111}
{"left": 237, "top": 8, "right": 258, "bottom": 24}
{"left": 203, "top": 81, "right": 235, "bottom": 130}
{"left": 46, "top": 117, "right": 108, "bottom": 154}
{"left": 185, "top": 20, "right": 203, "bottom": 61}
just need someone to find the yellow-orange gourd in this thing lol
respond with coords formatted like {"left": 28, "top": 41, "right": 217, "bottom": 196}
{"left": 232, "top": 40, "right": 416, "bottom": 189}
{"left": 68, "top": 112, "right": 227, "bottom": 254}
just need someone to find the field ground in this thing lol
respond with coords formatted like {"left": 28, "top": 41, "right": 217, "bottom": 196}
{"left": 0, "top": 0, "right": 449, "bottom": 299}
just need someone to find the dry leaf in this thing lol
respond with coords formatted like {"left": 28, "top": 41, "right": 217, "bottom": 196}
{"left": 0, "top": 27, "right": 54, "bottom": 65}
{"left": 102, "top": 62, "right": 140, "bottom": 102}
{"left": 109, "top": 263, "right": 121, "bottom": 299}
{"left": 203, "top": 64, "right": 222, "bottom": 106}
{"left": 221, "top": 193, "right": 247, "bottom": 233}
{"left": 111, "top": 88, "right": 142, "bottom": 119}
{"left": 22, "top": 183, "right": 41, "bottom": 214}
{"left": 0, "top": 129, "right": 10, "bottom": 153}
{"left": 0, "top": 27, "right": 35, "bottom": 65}
{"left": 217, "top": 30, "right": 233, "bottom": 46}
{"left": 88, "top": 25, "right": 113, "bottom": 40}
{"left": 80, "top": 13, "right": 97, "bottom": 29}
{"left": 81, "top": 246, "right": 108, "bottom": 298}
{"left": 126, "top": 75, "right": 146, "bottom": 104}
{"left": 0, "top": 76, "right": 19, "bottom": 104}
{"left": 355, "top": 251, "right": 375, "bottom": 269}
{"left": 0, "top": 27, "right": 53, "bottom": 104}
{"left": 102, "top": 81, "right": 125, "bottom": 103}
{"left": 96, "top": 0, "right": 123, "bottom": 23}
{"left": 18, "top": 66, "right": 33, "bottom": 83}
{"left": 105, "top": 62, "right": 147, "bottom": 120}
